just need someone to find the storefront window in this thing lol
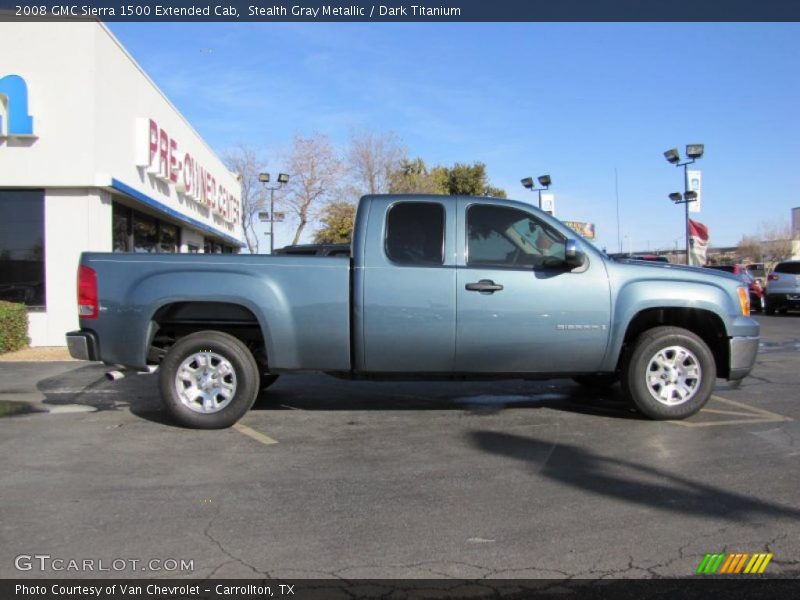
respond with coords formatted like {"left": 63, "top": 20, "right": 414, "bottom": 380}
{"left": 159, "top": 223, "right": 179, "bottom": 253}
{"left": 0, "top": 190, "right": 46, "bottom": 307}
{"left": 133, "top": 213, "right": 158, "bottom": 253}
{"left": 113, "top": 204, "right": 131, "bottom": 251}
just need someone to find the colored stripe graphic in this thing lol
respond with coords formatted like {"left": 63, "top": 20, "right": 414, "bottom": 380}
{"left": 697, "top": 553, "right": 726, "bottom": 574}
{"left": 733, "top": 553, "right": 749, "bottom": 573}
{"left": 698, "top": 552, "right": 773, "bottom": 574}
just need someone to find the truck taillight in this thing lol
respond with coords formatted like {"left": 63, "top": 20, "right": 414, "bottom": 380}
{"left": 767, "top": 274, "right": 779, "bottom": 281}
{"left": 78, "top": 265, "right": 98, "bottom": 319}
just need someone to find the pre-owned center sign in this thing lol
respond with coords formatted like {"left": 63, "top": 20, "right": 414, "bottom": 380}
{"left": 135, "top": 118, "right": 240, "bottom": 226}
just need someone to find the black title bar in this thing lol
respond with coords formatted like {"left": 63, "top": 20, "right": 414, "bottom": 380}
{"left": 2, "top": 0, "right": 800, "bottom": 22}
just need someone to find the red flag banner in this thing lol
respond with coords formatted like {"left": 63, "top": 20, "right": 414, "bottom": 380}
{"left": 688, "top": 219, "right": 709, "bottom": 266}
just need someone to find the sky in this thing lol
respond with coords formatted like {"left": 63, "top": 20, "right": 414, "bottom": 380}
{"left": 108, "top": 22, "right": 800, "bottom": 252}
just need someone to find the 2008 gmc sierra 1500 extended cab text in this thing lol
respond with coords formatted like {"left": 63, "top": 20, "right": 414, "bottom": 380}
{"left": 66, "top": 194, "right": 760, "bottom": 428}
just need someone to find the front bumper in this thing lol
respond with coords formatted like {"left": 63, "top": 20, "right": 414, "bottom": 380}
{"left": 729, "top": 335, "right": 759, "bottom": 380}
{"left": 65, "top": 330, "right": 99, "bottom": 362}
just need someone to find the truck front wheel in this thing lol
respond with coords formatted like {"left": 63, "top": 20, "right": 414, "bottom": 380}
{"left": 621, "top": 326, "right": 715, "bottom": 420}
{"left": 159, "top": 330, "right": 260, "bottom": 429}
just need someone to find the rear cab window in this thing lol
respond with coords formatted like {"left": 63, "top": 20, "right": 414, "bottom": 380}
{"left": 385, "top": 202, "right": 445, "bottom": 266}
{"left": 774, "top": 262, "right": 800, "bottom": 275}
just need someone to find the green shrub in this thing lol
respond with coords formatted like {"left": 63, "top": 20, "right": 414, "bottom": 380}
{"left": 0, "top": 301, "right": 29, "bottom": 354}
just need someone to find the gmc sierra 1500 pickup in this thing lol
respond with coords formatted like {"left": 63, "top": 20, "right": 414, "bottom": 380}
{"left": 66, "top": 194, "right": 760, "bottom": 428}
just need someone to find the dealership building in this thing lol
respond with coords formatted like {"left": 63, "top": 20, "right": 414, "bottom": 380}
{"left": 0, "top": 21, "right": 244, "bottom": 346}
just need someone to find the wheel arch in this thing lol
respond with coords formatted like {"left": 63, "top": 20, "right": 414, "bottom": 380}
{"left": 616, "top": 307, "right": 730, "bottom": 378}
{"left": 148, "top": 301, "right": 272, "bottom": 371}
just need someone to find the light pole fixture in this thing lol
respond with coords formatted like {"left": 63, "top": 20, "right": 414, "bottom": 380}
{"left": 258, "top": 172, "right": 290, "bottom": 254}
{"left": 663, "top": 144, "right": 703, "bottom": 265}
{"left": 520, "top": 174, "right": 552, "bottom": 210}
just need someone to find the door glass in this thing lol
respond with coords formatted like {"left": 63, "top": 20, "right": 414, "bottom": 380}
{"left": 467, "top": 204, "right": 566, "bottom": 268}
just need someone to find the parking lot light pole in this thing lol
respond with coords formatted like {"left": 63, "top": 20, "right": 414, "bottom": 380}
{"left": 520, "top": 174, "right": 552, "bottom": 210}
{"left": 258, "top": 172, "right": 290, "bottom": 254}
{"left": 664, "top": 145, "right": 704, "bottom": 265}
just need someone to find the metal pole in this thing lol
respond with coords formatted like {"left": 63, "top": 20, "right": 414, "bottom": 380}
{"left": 537, "top": 189, "right": 542, "bottom": 210}
{"left": 269, "top": 187, "right": 275, "bottom": 254}
{"left": 684, "top": 163, "right": 690, "bottom": 265}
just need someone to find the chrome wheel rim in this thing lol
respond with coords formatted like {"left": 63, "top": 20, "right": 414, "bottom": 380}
{"left": 175, "top": 352, "right": 237, "bottom": 414}
{"left": 645, "top": 345, "right": 701, "bottom": 406}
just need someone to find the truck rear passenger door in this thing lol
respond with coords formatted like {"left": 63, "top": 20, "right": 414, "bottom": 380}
{"left": 361, "top": 198, "right": 457, "bottom": 372}
{"left": 455, "top": 200, "right": 611, "bottom": 373}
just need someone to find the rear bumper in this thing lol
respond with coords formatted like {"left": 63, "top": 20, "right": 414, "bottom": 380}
{"left": 729, "top": 335, "right": 759, "bottom": 380}
{"left": 65, "top": 330, "right": 99, "bottom": 362}
{"left": 766, "top": 293, "right": 800, "bottom": 308}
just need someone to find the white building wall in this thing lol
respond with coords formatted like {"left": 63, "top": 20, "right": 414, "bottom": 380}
{"left": 180, "top": 228, "right": 205, "bottom": 253}
{"left": 1, "top": 21, "right": 244, "bottom": 347}
{"left": 0, "top": 23, "right": 97, "bottom": 186}
{"left": 37, "top": 188, "right": 112, "bottom": 346}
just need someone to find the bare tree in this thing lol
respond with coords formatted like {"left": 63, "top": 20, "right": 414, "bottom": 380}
{"left": 736, "top": 221, "right": 795, "bottom": 271}
{"left": 283, "top": 134, "right": 342, "bottom": 245}
{"left": 736, "top": 235, "right": 762, "bottom": 263}
{"left": 759, "top": 221, "right": 795, "bottom": 271}
{"left": 224, "top": 145, "right": 267, "bottom": 254}
{"left": 347, "top": 130, "right": 406, "bottom": 197}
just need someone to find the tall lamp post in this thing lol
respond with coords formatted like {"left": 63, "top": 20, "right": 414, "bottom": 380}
{"left": 663, "top": 144, "right": 704, "bottom": 265}
{"left": 520, "top": 175, "right": 552, "bottom": 211}
{"left": 258, "top": 172, "right": 289, "bottom": 254}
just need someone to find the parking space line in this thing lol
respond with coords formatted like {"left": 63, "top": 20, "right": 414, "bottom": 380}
{"left": 699, "top": 408, "right": 763, "bottom": 417}
{"left": 670, "top": 395, "right": 793, "bottom": 428}
{"left": 233, "top": 423, "right": 278, "bottom": 445}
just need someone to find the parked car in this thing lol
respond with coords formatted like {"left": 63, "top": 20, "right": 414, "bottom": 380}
{"left": 704, "top": 264, "right": 765, "bottom": 312}
{"left": 273, "top": 243, "right": 350, "bottom": 257}
{"left": 746, "top": 263, "right": 766, "bottom": 285}
{"left": 66, "top": 194, "right": 759, "bottom": 428}
{"left": 765, "top": 260, "right": 800, "bottom": 315}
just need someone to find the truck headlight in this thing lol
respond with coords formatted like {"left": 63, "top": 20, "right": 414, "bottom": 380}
{"left": 737, "top": 286, "right": 750, "bottom": 316}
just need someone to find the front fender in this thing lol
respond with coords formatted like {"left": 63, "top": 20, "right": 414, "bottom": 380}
{"left": 602, "top": 279, "right": 735, "bottom": 371}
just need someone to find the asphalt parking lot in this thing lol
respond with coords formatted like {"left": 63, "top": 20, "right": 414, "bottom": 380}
{"left": 1, "top": 315, "right": 798, "bottom": 580}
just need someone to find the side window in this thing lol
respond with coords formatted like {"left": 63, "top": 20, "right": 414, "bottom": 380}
{"left": 467, "top": 204, "right": 566, "bottom": 269}
{"left": 385, "top": 202, "right": 445, "bottom": 266}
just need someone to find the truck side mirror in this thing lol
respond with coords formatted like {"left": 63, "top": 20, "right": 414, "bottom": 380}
{"left": 565, "top": 239, "right": 586, "bottom": 269}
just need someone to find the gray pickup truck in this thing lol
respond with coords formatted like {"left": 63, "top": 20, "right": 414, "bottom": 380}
{"left": 67, "top": 194, "right": 759, "bottom": 428}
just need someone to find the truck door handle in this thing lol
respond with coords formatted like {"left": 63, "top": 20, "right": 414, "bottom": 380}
{"left": 465, "top": 279, "right": 504, "bottom": 293}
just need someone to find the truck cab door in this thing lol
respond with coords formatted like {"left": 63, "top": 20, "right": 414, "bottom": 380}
{"left": 360, "top": 197, "right": 457, "bottom": 372}
{"left": 455, "top": 199, "right": 611, "bottom": 373}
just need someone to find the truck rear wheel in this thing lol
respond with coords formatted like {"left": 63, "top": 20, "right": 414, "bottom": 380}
{"left": 621, "top": 326, "right": 715, "bottom": 420}
{"left": 159, "top": 330, "right": 260, "bottom": 429}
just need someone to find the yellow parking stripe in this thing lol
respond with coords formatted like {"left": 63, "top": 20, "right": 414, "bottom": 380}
{"left": 758, "top": 554, "right": 773, "bottom": 574}
{"left": 233, "top": 423, "right": 278, "bottom": 445}
{"left": 744, "top": 554, "right": 762, "bottom": 574}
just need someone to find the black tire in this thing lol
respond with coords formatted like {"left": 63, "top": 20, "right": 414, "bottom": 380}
{"left": 621, "top": 326, "right": 715, "bottom": 420}
{"left": 261, "top": 374, "right": 280, "bottom": 390}
{"left": 765, "top": 306, "right": 776, "bottom": 316}
{"left": 573, "top": 373, "right": 619, "bottom": 389}
{"left": 159, "top": 330, "right": 260, "bottom": 429}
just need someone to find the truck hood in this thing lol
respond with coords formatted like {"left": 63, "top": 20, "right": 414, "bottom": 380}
{"left": 606, "top": 258, "right": 743, "bottom": 286}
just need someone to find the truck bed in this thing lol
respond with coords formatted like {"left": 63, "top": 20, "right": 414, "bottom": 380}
{"left": 80, "top": 253, "right": 351, "bottom": 371}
